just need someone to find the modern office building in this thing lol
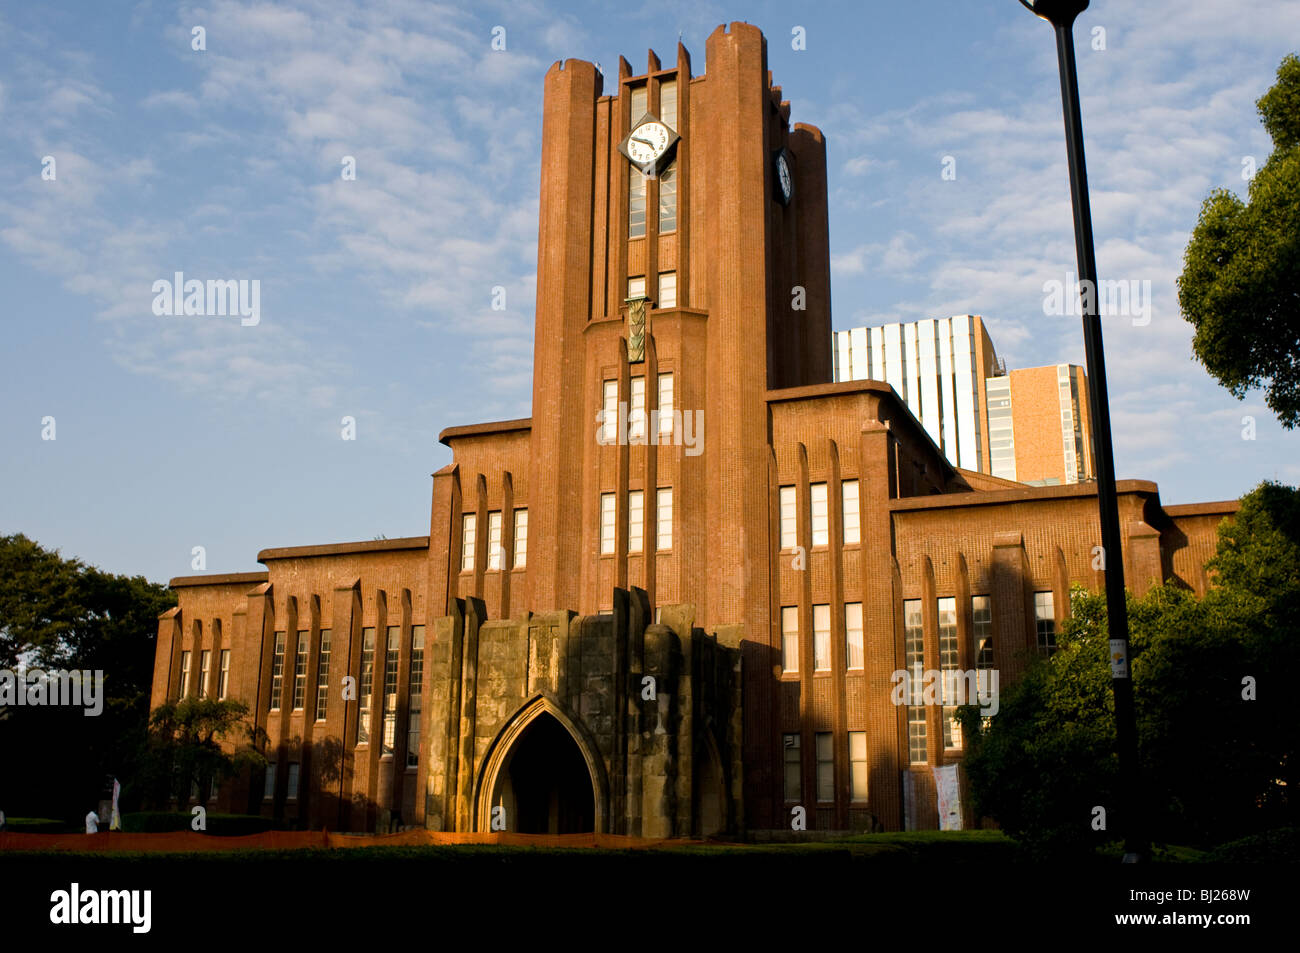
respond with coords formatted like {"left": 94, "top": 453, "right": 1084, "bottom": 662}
{"left": 151, "top": 23, "right": 1234, "bottom": 836}
{"left": 833, "top": 317, "right": 1002, "bottom": 475}
{"left": 986, "top": 364, "right": 1094, "bottom": 486}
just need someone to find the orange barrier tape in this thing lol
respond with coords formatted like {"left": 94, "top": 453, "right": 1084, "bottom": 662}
{"left": 0, "top": 830, "right": 695, "bottom": 853}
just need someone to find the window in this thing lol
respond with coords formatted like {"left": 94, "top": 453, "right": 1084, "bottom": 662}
{"left": 657, "top": 373, "right": 674, "bottom": 438}
{"left": 973, "top": 596, "right": 993, "bottom": 671}
{"left": 217, "top": 649, "right": 230, "bottom": 700}
{"left": 513, "top": 509, "right": 528, "bottom": 568}
{"left": 292, "top": 630, "right": 308, "bottom": 710}
{"left": 628, "top": 276, "right": 646, "bottom": 299}
{"left": 658, "top": 165, "right": 677, "bottom": 232}
{"left": 199, "top": 649, "right": 211, "bottom": 698}
{"left": 629, "top": 376, "right": 646, "bottom": 441}
{"left": 845, "top": 603, "right": 864, "bottom": 670}
{"left": 813, "top": 604, "right": 831, "bottom": 671}
{"left": 381, "top": 626, "right": 400, "bottom": 755}
{"left": 656, "top": 487, "right": 673, "bottom": 550}
{"left": 1035, "top": 591, "right": 1056, "bottom": 655}
{"left": 270, "top": 633, "right": 285, "bottom": 711}
{"left": 904, "top": 600, "right": 926, "bottom": 764}
{"left": 315, "top": 630, "right": 331, "bottom": 721}
{"left": 810, "top": 483, "right": 829, "bottom": 546}
{"left": 628, "top": 490, "right": 644, "bottom": 553}
{"left": 601, "top": 379, "right": 618, "bottom": 444}
{"left": 179, "top": 650, "right": 191, "bottom": 699}
{"left": 658, "top": 272, "right": 676, "bottom": 308}
{"left": 357, "top": 627, "right": 375, "bottom": 745}
{"left": 815, "top": 732, "right": 834, "bottom": 801}
{"left": 461, "top": 513, "right": 476, "bottom": 572}
{"left": 849, "top": 732, "right": 868, "bottom": 800}
{"left": 487, "top": 511, "right": 503, "bottom": 571}
{"left": 629, "top": 167, "right": 646, "bottom": 238}
{"left": 600, "top": 493, "right": 616, "bottom": 554}
{"left": 781, "top": 606, "right": 799, "bottom": 674}
{"left": 842, "top": 479, "right": 860, "bottom": 545}
{"left": 938, "top": 597, "right": 960, "bottom": 749}
{"left": 263, "top": 762, "right": 276, "bottom": 801}
{"left": 286, "top": 763, "right": 300, "bottom": 800}
{"left": 659, "top": 79, "right": 677, "bottom": 130}
{"left": 779, "top": 486, "right": 797, "bottom": 549}
{"left": 407, "top": 626, "right": 424, "bottom": 769}
{"left": 783, "top": 733, "right": 801, "bottom": 801}
{"left": 630, "top": 85, "right": 647, "bottom": 121}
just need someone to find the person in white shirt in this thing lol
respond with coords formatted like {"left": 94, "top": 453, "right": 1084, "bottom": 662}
{"left": 85, "top": 809, "right": 99, "bottom": 834}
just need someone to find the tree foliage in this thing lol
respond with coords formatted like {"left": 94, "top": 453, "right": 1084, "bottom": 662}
{"left": 1177, "top": 54, "right": 1300, "bottom": 427}
{"left": 961, "top": 481, "right": 1299, "bottom": 857}
{"left": 139, "top": 697, "right": 267, "bottom": 807}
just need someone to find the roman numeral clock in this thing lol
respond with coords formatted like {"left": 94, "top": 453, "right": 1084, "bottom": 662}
{"left": 619, "top": 112, "right": 680, "bottom": 362}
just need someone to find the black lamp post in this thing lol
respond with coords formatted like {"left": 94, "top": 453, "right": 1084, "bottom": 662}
{"left": 1017, "top": 0, "right": 1145, "bottom": 862}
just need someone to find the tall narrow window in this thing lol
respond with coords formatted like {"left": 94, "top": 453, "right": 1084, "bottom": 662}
{"left": 844, "top": 603, "right": 864, "bottom": 670}
{"left": 315, "top": 630, "right": 331, "bottom": 721}
{"left": 513, "top": 509, "right": 528, "bottom": 568}
{"left": 217, "top": 649, "right": 230, "bottom": 700}
{"left": 381, "top": 626, "right": 400, "bottom": 755}
{"left": 658, "top": 165, "right": 677, "bottom": 232}
{"left": 357, "top": 627, "right": 375, "bottom": 745}
{"left": 842, "top": 479, "right": 860, "bottom": 545}
{"left": 815, "top": 732, "right": 834, "bottom": 801}
{"left": 629, "top": 376, "right": 646, "bottom": 441}
{"left": 601, "top": 380, "right": 618, "bottom": 444}
{"left": 656, "top": 487, "right": 673, "bottom": 550}
{"left": 600, "top": 493, "right": 616, "bottom": 554}
{"left": 658, "top": 271, "right": 677, "bottom": 309}
{"left": 628, "top": 276, "right": 646, "bottom": 299}
{"left": 1035, "top": 591, "right": 1056, "bottom": 655}
{"left": 813, "top": 604, "right": 831, "bottom": 671}
{"left": 630, "top": 85, "right": 647, "bottom": 121}
{"left": 461, "top": 513, "right": 476, "bottom": 572}
{"left": 629, "top": 167, "right": 646, "bottom": 238}
{"left": 849, "top": 731, "right": 868, "bottom": 800}
{"left": 972, "top": 596, "right": 993, "bottom": 671}
{"left": 783, "top": 733, "right": 801, "bottom": 801}
{"left": 179, "top": 650, "right": 192, "bottom": 700}
{"left": 407, "top": 626, "right": 424, "bottom": 768}
{"left": 292, "top": 630, "right": 308, "bottom": 710}
{"left": 657, "top": 373, "right": 674, "bottom": 438}
{"left": 270, "top": 633, "right": 285, "bottom": 711}
{"left": 487, "top": 511, "right": 503, "bottom": 571}
{"left": 286, "top": 763, "right": 300, "bottom": 800}
{"left": 781, "top": 606, "right": 799, "bottom": 674}
{"left": 659, "top": 79, "right": 677, "bottom": 129}
{"left": 199, "top": 649, "right": 211, "bottom": 698}
{"left": 263, "top": 762, "right": 276, "bottom": 801}
{"left": 904, "top": 600, "right": 926, "bottom": 764}
{"left": 938, "top": 597, "right": 961, "bottom": 749}
{"left": 779, "top": 486, "right": 797, "bottom": 549}
{"left": 628, "top": 490, "right": 644, "bottom": 553}
{"left": 810, "top": 483, "right": 829, "bottom": 546}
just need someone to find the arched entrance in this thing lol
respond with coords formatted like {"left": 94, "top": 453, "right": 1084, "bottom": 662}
{"left": 488, "top": 712, "right": 596, "bottom": 834}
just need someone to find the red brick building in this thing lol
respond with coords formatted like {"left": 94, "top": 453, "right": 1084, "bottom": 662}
{"left": 152, "top": 22, "right": 1236, "bottom": 835}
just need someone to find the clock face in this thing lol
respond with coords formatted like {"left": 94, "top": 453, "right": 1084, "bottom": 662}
{"left": 626, "top": 120, "right": 672, "bottom": 165}
{"left": 776, "top": 153, "right": 793, "bottom": 204}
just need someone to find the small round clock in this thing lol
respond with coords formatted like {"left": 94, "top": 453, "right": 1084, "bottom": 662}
{"left": 626, "top": 120, "right": 673, "bottom": 165}
{"left": 775, "top": 151, "right": 793, "bottom": 205}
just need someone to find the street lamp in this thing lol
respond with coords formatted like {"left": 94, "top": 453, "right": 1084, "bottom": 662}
{"left": 1018, "top": 0, "right": 1146, "bottom": 863}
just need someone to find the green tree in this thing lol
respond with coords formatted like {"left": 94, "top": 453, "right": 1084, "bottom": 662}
{"left": 139, "top": 697, "right": 267, "bottom": 807}
{"left": 960, "top": 482, "right": 1298, "bottom": 856}
{"left": 1177, "top": 54, "right": 1300, "bottom": 427}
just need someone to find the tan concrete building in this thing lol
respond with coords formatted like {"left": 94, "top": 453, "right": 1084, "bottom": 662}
{"left": 151, "top": 23, "right": 1234, "bottom": 836}
{"left": 987, "top": 363, "right": 1095, "bottom": 486}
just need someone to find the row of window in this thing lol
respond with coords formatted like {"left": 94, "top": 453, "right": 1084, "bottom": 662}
{"left": 599, "top": 487, "right": 673, "bottom": 554}
{"left": 178, "top": 648, "right": 231, "bottom": 701}
{"left": 779, "top": 480, "right": 860, "bottom": 549}
{"left": 461, "top": 508, "right": 528, "bottom": 573}
{"left": 601, "top": 372, "right": 675, "bottom": 442}
{"left": 783, "top": 731, "right": 869, "bottom": 802}
{"left": 780, "top": 603, "right": 864, "bottom": 673}
{"left": 628, "top": 82, "right": 679, "bottom": 240}
{"left": 265, "top": 626, "right": 426, "bottom": 769}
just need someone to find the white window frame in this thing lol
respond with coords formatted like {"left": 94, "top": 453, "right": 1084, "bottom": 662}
{"left": 513, "top": 508, "right": 528, "bottom": 568}
{"left": 487, "top": 510, "right": 503, "bottom": 571}
{"left": 629, "top": 376, "right": 646, "bottom": 442}
{"left": 779, "top": 486, "right": 797, "bottom": 549}
{"left": 600, "top": 493, "right": 616, "bottom": 554}
{"left": 810, "top": 483, "right": 829, "bottom": 547}
{"left": 849, "top": 731, "right": 868, "bottom": 800}
{"left": 461, "top": 513, "right": 476, "bottom": 572}
{"left": 841, "top": 479, "right": 860, "bottom": 545}
{"left": 658, "top": 272, "right": 676, "bottom": 309}
{"left": 781, "top": 606, "right": 799, "bottom": 675}
{"left": 628, "top": 490, "right": 644, "bottom": 554}
{"left": 656, "top": 487, "right": 673, "bottom": 551}
{"left": 845, "top": 603, "right": 864, "bottom": 670}
{"left": 657, "top": 373, "right": 674, "bottom": 439}
{"left": 602, "top": 379, "right": 618, "bottom": 444}
{"left": 813, "top": 604, "right": 831, "bottom": 672}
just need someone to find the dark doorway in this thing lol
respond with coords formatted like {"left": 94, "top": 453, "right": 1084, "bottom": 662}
{"left": 496, "top": 713, "right": 595, "bottom": 834}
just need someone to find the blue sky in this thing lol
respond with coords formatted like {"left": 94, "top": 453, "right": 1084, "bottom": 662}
{"left": 2, "top": 0, "right": 1297, "bottom": 585}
